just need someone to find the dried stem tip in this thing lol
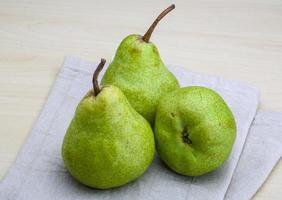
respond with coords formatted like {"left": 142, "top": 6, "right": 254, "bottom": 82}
{"left": 92, "top": 58, "right": 106, "bottom": 96}
{"left": 142, "top": 4, "right": 175, "bottom": 43}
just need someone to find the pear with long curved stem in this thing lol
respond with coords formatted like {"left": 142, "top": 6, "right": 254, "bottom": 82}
{"left": 102, "top": 4, "right": 180, "bottom": 125}
{"left": 62, "top": 59, "right": 155, "bottom": 189}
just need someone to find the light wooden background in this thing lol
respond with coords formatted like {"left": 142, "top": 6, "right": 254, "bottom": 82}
{"left": 0, "top": 0, "right": 281, "bottom": 199}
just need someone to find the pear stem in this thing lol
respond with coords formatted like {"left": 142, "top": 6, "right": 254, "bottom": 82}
{"left": 92, "top": 58, "right": 106, "bottom": 96}
{"left": 142, "top": 4, "right": 175, "bottom": 43}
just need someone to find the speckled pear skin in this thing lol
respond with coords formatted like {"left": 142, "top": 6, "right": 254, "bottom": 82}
{"left": 154, "top": 86, "right": 236, "bottom": 176}
{"left": 101, "top": 34, "right": 180, "bottom": 125}
{"left": 62, "top": 85, "right": 155, "bottom": 189}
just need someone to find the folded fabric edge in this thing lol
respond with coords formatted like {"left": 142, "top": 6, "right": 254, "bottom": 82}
{"left": 225, "top": 109, "right": 282, "bottom": 200}
{"left": 0, "top": 57, "right": 71, "bottom": 194}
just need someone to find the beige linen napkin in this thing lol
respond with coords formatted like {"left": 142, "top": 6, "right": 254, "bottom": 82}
{"left": 0, "top": 57, "right": 280, "bottom": 200}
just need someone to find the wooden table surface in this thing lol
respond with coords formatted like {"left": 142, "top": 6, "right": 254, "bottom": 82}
{"left": 0, "top": 0, "right": 281, "bottom": 199}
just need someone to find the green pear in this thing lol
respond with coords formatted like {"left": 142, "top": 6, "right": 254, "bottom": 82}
{"left": 154, "top": 86, "right": 236, "bottom": 176}
{"left": 102, "top": 4, "right": 180, "bottom": 125}
{"left": 62, "top": 59, "right": 155, "bottom": 189}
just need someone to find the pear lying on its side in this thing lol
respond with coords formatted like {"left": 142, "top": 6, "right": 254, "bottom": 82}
{"left": 102, "top": 5, "right": 180, "bottom": 125}
{"left": 154, "top": 86, "right": 236, "bottom": 176}
{"left": 62, "top": 59, "right": 155, "bottom": 189}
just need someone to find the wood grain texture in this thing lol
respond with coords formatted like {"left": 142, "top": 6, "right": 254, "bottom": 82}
{"left": 0, "top": 0, "right": 281, "bottom": 199}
